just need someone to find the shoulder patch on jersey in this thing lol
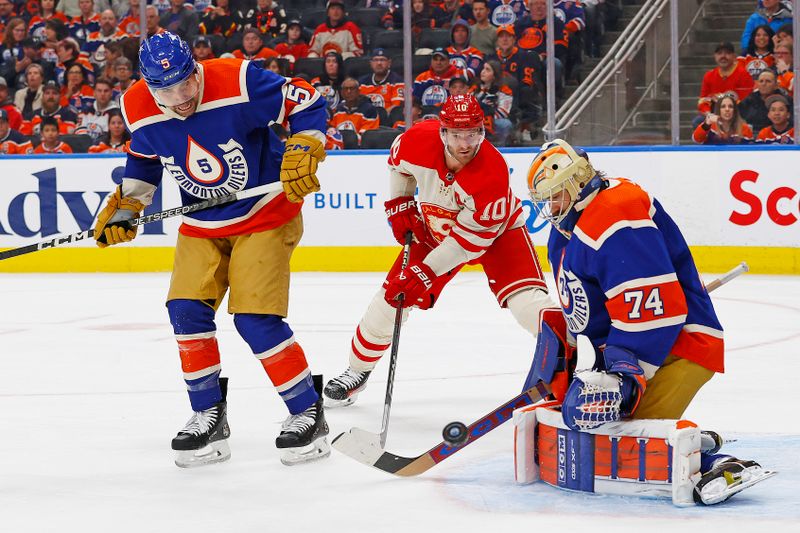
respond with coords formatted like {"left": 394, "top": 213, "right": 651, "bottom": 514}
{"left": 120, "top": 80, "right": 163, "bottom": 132}
{"left": 574, "top": 179, "right": 656, "bottom": 250}
{"left": 200, "top": 58, "right": 247, "bottom": 105}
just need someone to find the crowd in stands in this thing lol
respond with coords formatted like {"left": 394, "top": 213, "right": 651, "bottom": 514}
{"left": 693, "top": 0, "right": 795, "bottom": 144}
{"left": 0, "top": 0, "right": 794, "bottom": 154}
{"left": 0, "top": 0, "right": 626, "bottom": 154}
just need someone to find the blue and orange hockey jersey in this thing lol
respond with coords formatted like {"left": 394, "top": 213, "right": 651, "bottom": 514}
{"left": 547, "top": 178, "right": 724, "bottom": 376}
{"left": 119, "top": 58, "right": 327, "bottom": 238}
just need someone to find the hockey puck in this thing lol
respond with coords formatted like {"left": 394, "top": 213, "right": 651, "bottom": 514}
{"left": 443, "top": 421, "right": 469, "bottom": 447}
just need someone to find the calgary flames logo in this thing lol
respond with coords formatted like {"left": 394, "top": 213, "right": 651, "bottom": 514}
{"left": 420, "top": 204, "right": 458, "bottom": 243}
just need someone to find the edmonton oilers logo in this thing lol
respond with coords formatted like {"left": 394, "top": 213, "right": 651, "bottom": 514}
{"left": 491, "top": 5, "right": 517, "bottom": 26}
{"left": 160, "top": 137, "right": 249, "bottom": 199}
{"left": 557, "top": 267, "right": 590, "bottom": 333}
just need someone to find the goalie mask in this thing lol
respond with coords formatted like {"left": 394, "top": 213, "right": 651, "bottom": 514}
{"left": 527, "top": 139, "right": 596, "bottom": 235}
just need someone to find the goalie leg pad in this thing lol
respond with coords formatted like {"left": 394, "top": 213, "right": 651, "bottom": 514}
{"left": 513, "top": 404, "right": 703, "bottom": 505}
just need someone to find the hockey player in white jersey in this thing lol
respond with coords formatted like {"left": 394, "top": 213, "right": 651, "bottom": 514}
{"left": 324, "top": 94, "right": 563, "bottom": 405}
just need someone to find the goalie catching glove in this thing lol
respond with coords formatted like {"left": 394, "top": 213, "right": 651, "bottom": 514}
{"left": 93, "top": 185, "right": 145, "bottom": 248}
{"left": 562, "top": 345, "right": 647, "bottom": 431}
{"left": 280, "top": 133, "right": 326, "bottom": 203}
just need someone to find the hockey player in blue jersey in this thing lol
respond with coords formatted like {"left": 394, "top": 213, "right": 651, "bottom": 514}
{"left": 92, "top": 32, "right": 330, "bottom": 467}
{"left": 525, "top": 139, "right": 775, "bottom": 504}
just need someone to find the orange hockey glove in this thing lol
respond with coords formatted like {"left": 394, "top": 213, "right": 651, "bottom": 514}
{"left": 93, "top": 185, "right": 144, "bottom": 248}
{"left": 280, "top": 133, "right": 326, "bottom": 203}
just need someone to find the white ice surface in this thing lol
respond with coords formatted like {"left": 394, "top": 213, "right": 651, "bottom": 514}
{"left": 0, "top": 272, "right": 798, "bottom": 532}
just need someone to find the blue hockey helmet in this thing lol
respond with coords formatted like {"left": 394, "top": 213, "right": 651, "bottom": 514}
{"left": 139, "top": 32, "right": 196, "bottom": 90}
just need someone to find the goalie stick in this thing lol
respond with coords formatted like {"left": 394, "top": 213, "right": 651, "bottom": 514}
{"left": 331, "top": 381, "right": 551, "bottom": 476}
{"left": 0, "top": 181, "right": 284, "bottom": 261}
{"left": 332, "top": 263, "right": 749, "bottom": 476}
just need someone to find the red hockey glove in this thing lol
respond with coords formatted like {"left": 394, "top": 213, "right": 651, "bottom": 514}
{"left": 384, "top": 196, "right": 432, "bottom": 247}
{"left": 384, "top": 261, "right": 437, "bottom": 309}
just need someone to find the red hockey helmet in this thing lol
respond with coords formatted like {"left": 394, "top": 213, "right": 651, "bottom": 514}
{"left": 439, "top": 94, "right": 484, "bottom": 129}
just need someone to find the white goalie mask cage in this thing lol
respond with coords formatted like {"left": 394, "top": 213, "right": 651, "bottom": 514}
{"left": 526, "top": 139, "right": 596, "bottom": 230}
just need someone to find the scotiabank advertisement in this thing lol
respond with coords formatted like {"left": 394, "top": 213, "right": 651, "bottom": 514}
{"left": 0, "top": 147, "right": 797, "bottom": 255}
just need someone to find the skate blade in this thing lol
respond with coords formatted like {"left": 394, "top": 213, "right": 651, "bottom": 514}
{"left": 700, "top": 469, "right": 777, "bottom": 505}
{"left": 174, "top": 440, "right": 231, "bottom": 468}
{"left": 280, "top": 436, "right": 331, "bottom": 466}
{"left": 324, "top": 395, "right": 357, "bottom": 408}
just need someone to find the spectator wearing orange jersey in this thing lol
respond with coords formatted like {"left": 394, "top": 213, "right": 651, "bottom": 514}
{"left": 0, "top": 77, "right": 23, "bottom": 131}
{"left": 358, "top": 48, "right": 404, "bottom": 112}
{"left": 692, "top": 92, "right": 753, "bottom": 144}
{"left": 34, "top": 115, "right": 73, "bottom": 153}
{"left": 0, "top": 108, "right": 32, "bottom": 154}
{"left": 89, "top": 109, "right": 130, "bottom": 153}
{"left": 21, "top": 80, "right": 78, "bottom": 135}
{"left": 739, "top": 24, "right": 775, "bottom": 80}
{"left": 232, "top": 28, "right": 278, "bottom": 67}
{"left": 308, "top": 0, "right": 363, "bottom": 60}
{"left": 60, "top": 62, "right": 94, "bottom": 108}
{"left": 697, "top": 42, "right": 754, "bottom": 117}
{"left": 756, "top": 93, "right": 794, "bottom": 143}
{"left": 330, "top": 77, "right": 379, "bottom": 145}
{"left": 118, "top": 0, "right": 143, "bottom": 37}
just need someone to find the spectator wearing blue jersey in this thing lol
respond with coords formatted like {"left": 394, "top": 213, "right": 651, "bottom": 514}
{"left": 741, "top": 0, "right": 793, "bottom": 53}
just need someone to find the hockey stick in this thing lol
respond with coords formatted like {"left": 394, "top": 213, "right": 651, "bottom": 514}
{"left": 331, "top": 263, "right": 749, "bottom": 476}
{"left": 0, "top": 182, "right": 283, "bottom": 261}
{"left": 332, "top": 381, "right": 551, "bottom": 476}
{"left": 379, "top": 231, "right": 413, "bottom": 448}
{"left": 705, "top": 261, "right": 749, "bottom": 292}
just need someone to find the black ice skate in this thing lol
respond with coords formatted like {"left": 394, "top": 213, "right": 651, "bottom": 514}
{"left": 323, "top": 368, "right": 371, "bottom": 407}
{"left": 171, "top": 377, "right": 231, "bottom": 468}
{"left": 276, "top": 375, "right": 330, "bottom": 465}
{"left": 693, "top": 457, "right": 777, "bottom": 505}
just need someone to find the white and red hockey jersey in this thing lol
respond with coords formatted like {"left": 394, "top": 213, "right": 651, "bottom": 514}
{"left": 387, "top": 119, "right": 525, "bottom": 275}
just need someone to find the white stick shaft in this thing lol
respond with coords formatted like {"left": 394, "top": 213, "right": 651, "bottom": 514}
{"left": 706, "top": 262, "right": 749, "bottom": 293}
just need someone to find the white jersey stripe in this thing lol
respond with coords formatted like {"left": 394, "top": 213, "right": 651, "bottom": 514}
{"left": 573, "top": 218, "right": 658, "bottom": 251}
{"left": 175, "top": 331, "right": 216, "bottom": 341}
{"left": 683, "top": 323, "right": 724, "bottom": 339}
{"left": 183, "top": 364, "right": 221, "bottom": 381}
{"left": 604, "top": 273, "right": 680, "bottom": 299}
{"left": 611, "top": 315, "right": 687, "bottom": 332}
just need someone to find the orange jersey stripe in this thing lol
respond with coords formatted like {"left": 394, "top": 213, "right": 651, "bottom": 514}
{"left": 605, "top": 279, "right": 688, "bottom": 326}
{"left": 179, "top": 194, "right": 301, "bottom": 238}
{"left": 671, "top": 329, "right": 725, "bottom": 373}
